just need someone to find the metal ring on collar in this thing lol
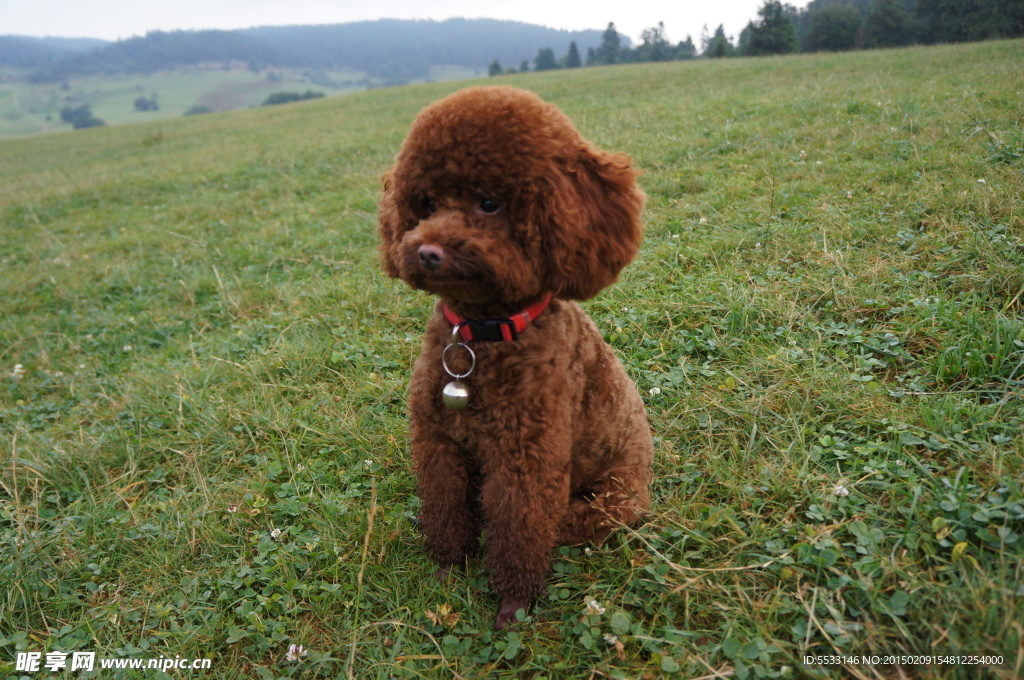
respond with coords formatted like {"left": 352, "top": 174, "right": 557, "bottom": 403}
{"left": 442, "top": 324, "right": 476, "bottom": 380}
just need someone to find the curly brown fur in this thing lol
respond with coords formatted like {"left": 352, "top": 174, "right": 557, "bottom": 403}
{"left": 378, "top": 86, "right": 654, "bottom": 630}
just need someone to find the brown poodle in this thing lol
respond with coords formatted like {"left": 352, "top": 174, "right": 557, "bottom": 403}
{"left": 378, "top": 86, "right": 653, "bottom": 630}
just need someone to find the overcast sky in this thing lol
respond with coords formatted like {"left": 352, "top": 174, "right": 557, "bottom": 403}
{"left": 2, "top": 0, "right": 810, "bottom": 46}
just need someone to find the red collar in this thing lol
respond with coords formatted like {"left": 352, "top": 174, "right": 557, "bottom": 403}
{"left": 442, "top": 294, "right": 552, "bottom": 342}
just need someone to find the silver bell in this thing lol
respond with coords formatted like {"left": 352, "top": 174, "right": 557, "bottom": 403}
{"left": 442, "top": 380, "right": 471, "bottom": 410}
{"left": 441, "top": 324, "right": 475, "bottom": 411}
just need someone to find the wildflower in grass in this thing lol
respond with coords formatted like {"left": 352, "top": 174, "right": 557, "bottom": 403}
{"left": 12, "top": 364, "right": 25, "bottom": 377}
{"left": 584, "top": 598, "right": 606, "bottom": 616}
{"left": 605, "top": 632, "right": 626, "bottom": 659}
{"left": 227, "top": 505, "right": 238, "bottom": 513}
{"left": 977, "top": 178, "right": 986, "bottom": 184}
{"left": 425, "top": 603, "right": 461, "bottom": 627}
{"left": 833, "top": 483, "right": 850, "bottom": 497}
{"left": 123, "top": 345, "right": 133, "bottom": 352}
{"left": 649, "top": 387, "right": 661, "bottom": 396}
{"left": 699, "top": 217, "right": 708, "bottom": 224}
{"left": 270, "top": 528, "right": 282, "bottom": 540}
{"left": 285, "top": 644, "right": 308, "bottom": 662}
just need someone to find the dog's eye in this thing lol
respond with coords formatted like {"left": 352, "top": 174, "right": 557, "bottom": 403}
{"left": 422, "top": 198, "right": 438, "bottom": 215}
{"left": 479, "top": 199, "right": 500, "bottom": 214}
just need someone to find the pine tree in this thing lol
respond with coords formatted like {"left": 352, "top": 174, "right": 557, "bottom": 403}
{"left": 676, "top": 36, "right": 697, "bottom": 59}
{"left": 704, "top": 25, "right": 735, "bottom": 57}
{"left": 639, "top": 22, "right": 672, "bottom": 61}
{"left": 596, "top": 22, "right": 622, "bottom": 64}
{"left": 803, "top": 4, "right": 863, "bottom": 52}
{"left": 565, "top": 41, "right": 582, "bottom": 68}
{"left": 744, "top": 0, "right": 799, "bottom": 55}
{"left": 738, "top": 22, "right": 754, "bottom": 54}
{"left": 533, "top": 47, "right": 559, "bottom": 71}
{"left": 488, "top": 59, "right": 502, "bottom": 77}
{"left": 699, "top": 25, "right": 711, "bottom": 54}
{"left": 864, "top": 0, "right": 915, "bottom": 47}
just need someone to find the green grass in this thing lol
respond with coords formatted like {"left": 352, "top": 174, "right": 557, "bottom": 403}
{"left": 2, "top": 39, "right": 1023, "bottom": 679}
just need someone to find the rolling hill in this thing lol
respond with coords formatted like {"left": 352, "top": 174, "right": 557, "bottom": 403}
{"left": 3, "top": 19, "right": 618, "bottom": 82}
{"left": 0, "top": 19, "right": 621, "bottom": 137}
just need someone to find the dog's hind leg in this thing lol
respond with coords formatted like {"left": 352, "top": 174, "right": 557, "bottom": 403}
{"left": 558, "top": 465, "right": 651, "bottom": 546}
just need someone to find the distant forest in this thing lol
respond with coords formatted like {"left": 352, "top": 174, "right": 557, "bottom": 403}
{"left": 0, "top": 36, "right": 106, "bottom": 68}
{"left": 0, "top": 19, "right": 614, "bottom": 84}
{"left": 496, "top": 0, "right": 1024, "bottom": 72}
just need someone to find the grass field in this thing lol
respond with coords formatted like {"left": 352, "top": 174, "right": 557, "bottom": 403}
{"left": 1, "top": 39, "right": 1023, "bottom": 679}
{"left": 0, "top": 64, "right": 483, "bottom": 138}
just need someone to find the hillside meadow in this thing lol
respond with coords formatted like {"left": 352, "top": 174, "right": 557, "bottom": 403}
{"left": 2, "top": 39, "right": 1023, "bottom": 679}
{"left": 0, "top": 64, "right": 480, "bottom": 138}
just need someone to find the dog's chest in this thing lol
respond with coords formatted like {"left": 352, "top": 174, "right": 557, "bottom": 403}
{"left": 409, "top": 303, "right": 596, "bottom": 455}
{"left": 423, "top": 340, "right": 566, "bottom": 443}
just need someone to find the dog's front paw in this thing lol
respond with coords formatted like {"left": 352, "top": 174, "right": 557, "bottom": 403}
{"left": 494, "top": 597, "right": 530, "bottom": 630}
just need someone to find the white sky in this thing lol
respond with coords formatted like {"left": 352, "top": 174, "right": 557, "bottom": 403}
{"left": 1, "top": 0, "right": 809, "bottom": 46}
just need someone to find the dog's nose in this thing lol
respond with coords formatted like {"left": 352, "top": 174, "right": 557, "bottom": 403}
{"left": 418, "top": 244, "right": 445, "bottom": 271}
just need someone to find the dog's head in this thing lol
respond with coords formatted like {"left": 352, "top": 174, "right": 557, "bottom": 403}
{"left": 378, "top": 86, "right": 645, "bottom": 307}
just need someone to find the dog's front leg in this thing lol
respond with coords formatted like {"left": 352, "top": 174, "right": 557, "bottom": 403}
{"left": 411, "top": 429, "right": 480, "bottom": 579}
{"left": 480, "top": 446, "right": 570, "bottom": 630}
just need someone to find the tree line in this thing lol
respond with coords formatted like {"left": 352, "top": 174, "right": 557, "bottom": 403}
{"left": 10, "top": 19, "right": 607, "bottom": 85}
{"left": 490, "top": 0, "right": 1024, "bottom": 74}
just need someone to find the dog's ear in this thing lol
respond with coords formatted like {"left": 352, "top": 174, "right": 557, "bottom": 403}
{"left": 538, "top": 148, "right": 646, "bottom": 300}
{"left": 377, "top": 171, "right": 402, "bottom": 279}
